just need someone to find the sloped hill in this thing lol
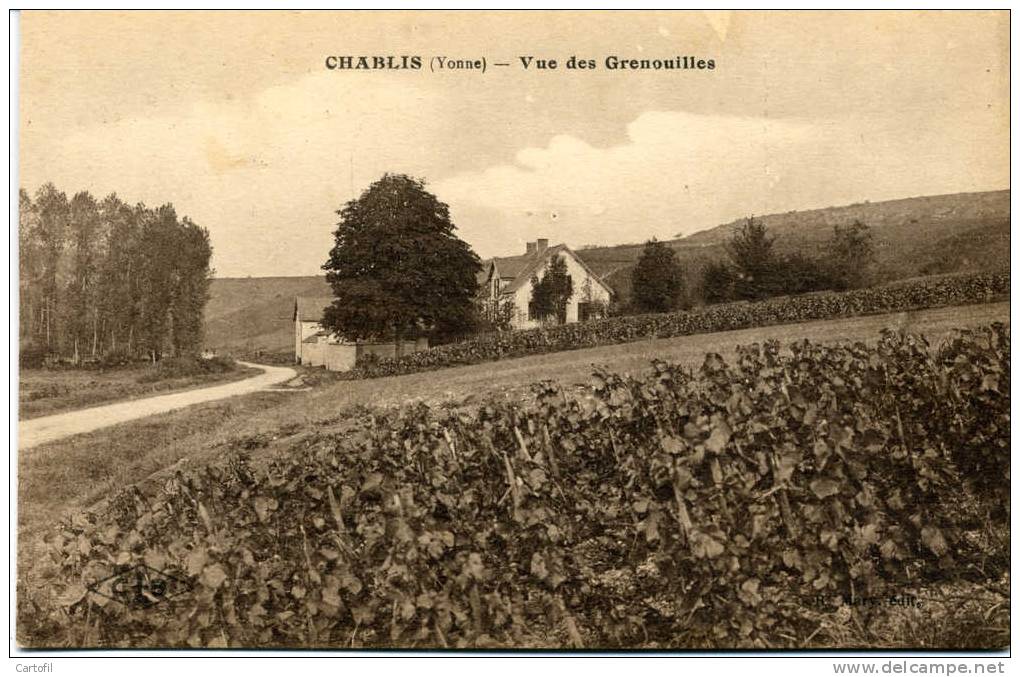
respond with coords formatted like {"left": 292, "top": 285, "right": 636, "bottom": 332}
{"left": 204, "top": 276, "right": 331, "bottom": 352}
{"left": 909, "top": 221, "right": 1011, "bottom": 277}
{"left": 684, "top": 190, "right": 1009, "bottom": 248}
{"left": 577, "top": 189, "right": 1009, "bottom": 303}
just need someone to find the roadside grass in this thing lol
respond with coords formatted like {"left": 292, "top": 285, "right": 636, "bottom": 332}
{"left": 18, "top": 361, "right": 259, "bottom": 420}
{"left": 17, "top": 392, "right": 289, "bottom": 537}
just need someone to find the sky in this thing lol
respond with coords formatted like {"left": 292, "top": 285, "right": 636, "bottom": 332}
{"left": 18, "top": 10, "right": 1009, "bottom": 278}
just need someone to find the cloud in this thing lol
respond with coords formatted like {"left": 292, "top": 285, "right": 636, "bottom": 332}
{"left": 434, "top": 107, "right": 1007, "bottom": 258}
{"left": 22, "top": 71, "right": 450, "bottom": 277}
{"left": 22, "top": 75, "right": 1007, "bottom": 274}
{"left": 434, "top": 111, "right": 818, "bottom": 254}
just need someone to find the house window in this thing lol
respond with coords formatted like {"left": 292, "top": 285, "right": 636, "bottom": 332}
{"left": 528, "top": 301, "right": 537, "bottom": 321}
{"left": 578, "top": 302, "right": 594, "bottom": 322}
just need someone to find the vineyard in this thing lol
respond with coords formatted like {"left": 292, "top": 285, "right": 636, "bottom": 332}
{"left": 18, "top": 323, "right": 1009, "bottom": 649}
{"left": 348, "top": 271, "right": 1009, "bottom": 379}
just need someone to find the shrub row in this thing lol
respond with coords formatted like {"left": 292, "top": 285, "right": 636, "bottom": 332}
{"left": 23, "top": 325, "right": 1009, "bottom": 649}
{"left": 135, "top": 356, "right": 237, "bottom": 383}
{"left": 347, "top": 271, "right": 1009, "bottom": 379}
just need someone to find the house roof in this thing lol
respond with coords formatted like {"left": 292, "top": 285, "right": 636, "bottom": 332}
{"left": 491, "top": 253, "right": 541, "bottom": 280}
{"left": 501, "top": 244, "right": 567, "bottom": 293}
{"left": 493, "top": 244, "right": 615, "bottom": 296}
{"left": 294, "top": 296, "right": 335, "bottom": 322}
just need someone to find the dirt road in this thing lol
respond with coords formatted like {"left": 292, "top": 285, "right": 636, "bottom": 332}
{"left": 18, "top": 361, "right": 297, "bottom": 450}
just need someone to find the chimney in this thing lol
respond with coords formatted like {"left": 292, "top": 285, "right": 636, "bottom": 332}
{"left": 536, "top": 238, "right": 549, "bottom": 253}
{"left": 526, "top": 241, "right": 536, "bottom": 255}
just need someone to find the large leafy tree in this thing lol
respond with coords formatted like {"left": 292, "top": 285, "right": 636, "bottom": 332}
{"left": 529, "top": 255, "right": 573, "bottom": 324}
{"left": 168, "top": 217, "right": 214, "bottom": 356}
{"left": 631, "top": 239, "right": 685, "bottom": 313}
{"left": 321, "top": 174, "right": 480, "bottom": 351}
{"left": 96, "top": 194, "right": 143, "bottom": 354}
{"left": 136, "top": 205, "right": 181, "bottom": 360}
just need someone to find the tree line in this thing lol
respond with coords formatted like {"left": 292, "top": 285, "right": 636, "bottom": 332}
{"left": 629, "top": 218, "right": 876, "bottom": 313}
{"left": 19, "top": 184, "right": 213, "bottom": 365}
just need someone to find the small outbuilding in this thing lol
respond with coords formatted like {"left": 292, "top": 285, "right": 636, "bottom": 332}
{"left": 293, "top": 296, "right": 428, "bottom": 371}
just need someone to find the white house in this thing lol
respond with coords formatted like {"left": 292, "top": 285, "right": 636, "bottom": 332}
{"left": 478, "top": 239, "right": 614, "bottom": 330}
{"left": 293, "top": 296, "right": 427, "bottom": 371}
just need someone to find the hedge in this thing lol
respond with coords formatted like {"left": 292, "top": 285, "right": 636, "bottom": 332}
{"left": 344, "top": 272, "right": 1009, "bottom": 379}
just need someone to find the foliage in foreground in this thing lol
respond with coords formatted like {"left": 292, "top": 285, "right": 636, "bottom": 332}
{"left": 22, "top": 325, "right": 1009, "bottom": 649}
{"left": 346, "top": 271, "right": 1008, "bottom": 379}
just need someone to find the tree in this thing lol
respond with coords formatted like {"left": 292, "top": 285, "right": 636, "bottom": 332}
{"left": 700, "top": 260, "right": 737, "bottom": 305}
{"left": 726, "top": 216, "right": 778, "bottom": 300}
{"left": 65, "top": 191, "right": 102, "bottom": 362}
{"left": 321, "top": 174, "right": 480, "bottom": 354}
{"left": 19, "top": 185, "right": 211, "bottom": 363}
{"left": 168, "top": 217, "right": 213, "bottom": 355}
{"left": 827, "top": 220, "right": 875, "bottom": 290}
{"left": 475, "top": 291, "right": 516, "bottom": 333}
{"left": 529, "top": 255, "right": 573, "bottom": 324}
{"left": 133, "top": 204, "right": 213, "bottom": 360}
{"left": 18, "top": 189, "right": 43, "bottom": 345}
{"left": 631, "top": 239, "right": 685, "bottom": 313}
{"left": 774, "top": 252, "right": 831, "bottom": 295}
{"left": 136, "top": 205, "right": 179, "bottom": 361}
{"left": 96, "top": 194, "right": 142, "bottom": 354}
{"left": 32, "top": 183, "right": 69, "bottom": 351}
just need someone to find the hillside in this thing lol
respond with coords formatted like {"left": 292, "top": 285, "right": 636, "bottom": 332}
{"left": 577, "top": 189, "right": 1009, "bottom": 303}
{"left": 204, "top": 276, "right": 331, "bottom": 352}
{"left": 202, "top": 190, "right": 1009, "bottom": 354}
{"left": 909, "top": 221, "right": 1011, "bottom": 276}
{"left": 683, "top": 190, "right": 1009, "bottom": 248}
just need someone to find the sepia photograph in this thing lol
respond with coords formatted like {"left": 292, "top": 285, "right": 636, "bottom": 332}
{"left": 11, "top": 9, "right": 1010, "bottom": 656}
